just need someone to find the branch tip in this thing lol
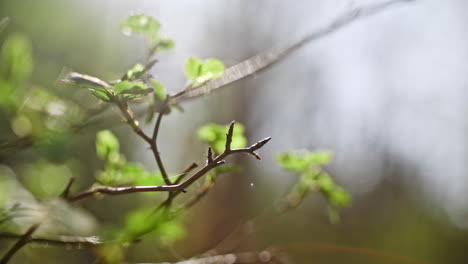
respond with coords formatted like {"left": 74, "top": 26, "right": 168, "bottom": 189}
{"left": 225, "top": 121, "right": 236, "bottom": 151}
{"left": 207, "top": 147, "right": 214, "bottom": 163}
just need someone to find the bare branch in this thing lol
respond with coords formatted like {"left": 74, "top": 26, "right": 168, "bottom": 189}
{"left": 67, "top": 123, "right": 270, "bottom": 202}
{"left": 60, "top": 177, "right": 75, "bottom": 199}
{"left": 0, "top": 233, "right": 102, "bottom": 247}
{"left": 170, "top": 0, "right": 413, "bottom": 103}
{"left": 0, "top": 223, "right": 40, "bottom": 264}
{"left": 207, "top": 147, "right": 214, "bottom": 164}
{"left": 150, "top": 104, "right": 171, "bottom": 185}
{"left": 132, "top": 249, "right": 289, "bottom": 264}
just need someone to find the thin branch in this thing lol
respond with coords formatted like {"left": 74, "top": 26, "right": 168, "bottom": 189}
{"left": 150, "top": 101, "right": 171, "bottom": 185}
{"left": 156, "top": 162, "right": 201, "bottom": 211}
{"left": 66, "top": 123, "right": 271, "bottom": 202}
{"left": 170, "top": 0, "right": 413, "bottom": 103}
{"left": 0, "top": 223, "right": 40, "bottom": 264}
{"left": 60, "top": 177, "right": 75, "bottom": 199}
{"left": 174, "top": 162, "right": 199, "bottom": 185}
{"left": 132, "top": 249, "right": 289, "bottom": 264}
{"left": 0, "top": 0, "right": 412, "bottom": 157}
{"left": 0, "top": 233, "right": 102, "bottom": 247}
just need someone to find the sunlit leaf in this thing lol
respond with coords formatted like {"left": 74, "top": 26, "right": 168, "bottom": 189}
{"left": 185, "top": 57, "right": 225, "bottom": 87}
{"left": 199, "top": 58, "right": 225, "bottom": 81}
{"left": 91, "top": 90, "right": 112, "bottom": 102}
{"left": 121, "top": 14, "right": 160, "bottom": 38}
{"left": 185, "top": 57, "right": 202, "bottom": 80}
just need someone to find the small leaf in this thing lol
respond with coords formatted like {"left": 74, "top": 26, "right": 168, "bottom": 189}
{"left": 185, "top": 57, "right": 226, "bottom": 86}
{"left": 114, "top": 81, "right": 152, "bottom": 98}
{"left": 96, "top": 130, "right": 120, "bottom": 160}
{"left": 185, "top": 57, "right": 202, "bottom": 80}
{"left": 121, "top": 14, "right": 160, "bottom": 38}
{"left": 151, "top": 80, "right": 167, "bottom": 101}
{"left": 91, "top": 90, "right": 112, "bottom": 102}
{"left": 199, "top": 58, "right": 225, "bottom": 81}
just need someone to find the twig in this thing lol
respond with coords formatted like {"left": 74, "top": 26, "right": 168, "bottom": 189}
{"left": 0, "top": 0, "right": 412, "bottom": 156}
{"left": 156, "top": 162, "right": 199, "bottom": 210}
{"left": 66, "top": 122, "right": 270, "bottom": 202}
{"left": 60, "top": 177, "right": 75, "bottom": 199}
{"left": 170, "top": 0, "right": 413, "bottom": 103}
{"left": 0, "top": 233, "right": 102, "bottom": 247}
{"left": 132, "top": 249, "right": 286, "bottom": 264}
{"left": 150, "top": 101, "right": 171, "bottom": 185}
{"left": 0, "top": 223, "right": 40, "bottom": 264}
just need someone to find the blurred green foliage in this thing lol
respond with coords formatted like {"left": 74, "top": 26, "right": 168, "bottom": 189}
{"left": 121, "top": 14, "right": 174, "bottom": 54}
{"left": 0, "top": 33, "right": 32, "bottom": 111}
{"left": 95, "top": 130, "right": 164, "bottom": 186}
{"left": 278, "top": 151, "right": 351, "bottom": 222}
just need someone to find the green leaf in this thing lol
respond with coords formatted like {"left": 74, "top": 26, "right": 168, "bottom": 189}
{"left": 91, "top": 90, "right": 112, "bottom": 102}
{"left": 198, "top": 123, "right": 247, "bottom": 154}
{"left": 114, "top": 81, "right": 152, "bottom": 99}
{"left": 121, "top": 14, "right": 160, "bottom": 38}
{"left": 0, "top": 17, "right": 10, "bottom": 34}
{"left": 96, "top": 130, "right": 120, "bottom": 160}
{"left": 151, "top": 80, "right": 167, "bottom": 101}
{"left": 184, "top": 57, "right": 225, "bottom": 86}
{"left": 199, "top": 58, "right": 225, "bottom": 81}
{"left": 185, "top": 57, "right": 202, "bottom": 80}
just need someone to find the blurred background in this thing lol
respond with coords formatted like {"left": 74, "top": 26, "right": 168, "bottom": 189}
{"left": 1, "top": 0, "right": 468, "bottom": 263}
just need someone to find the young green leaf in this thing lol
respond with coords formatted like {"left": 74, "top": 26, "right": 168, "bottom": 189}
{"left": 91, "top": 90, "right": 112, "bottom": 102}
{"left": 121, "top": 14, "right": 160, "bottom": 38}
{"left": 185, "top": 57, "right": 202, "bottom": 80}
{"left": 184, "top": 57, "right": 226, "bottom": 87}
{"left": 199, "top": 58, "right": 225, "bottom": 81}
